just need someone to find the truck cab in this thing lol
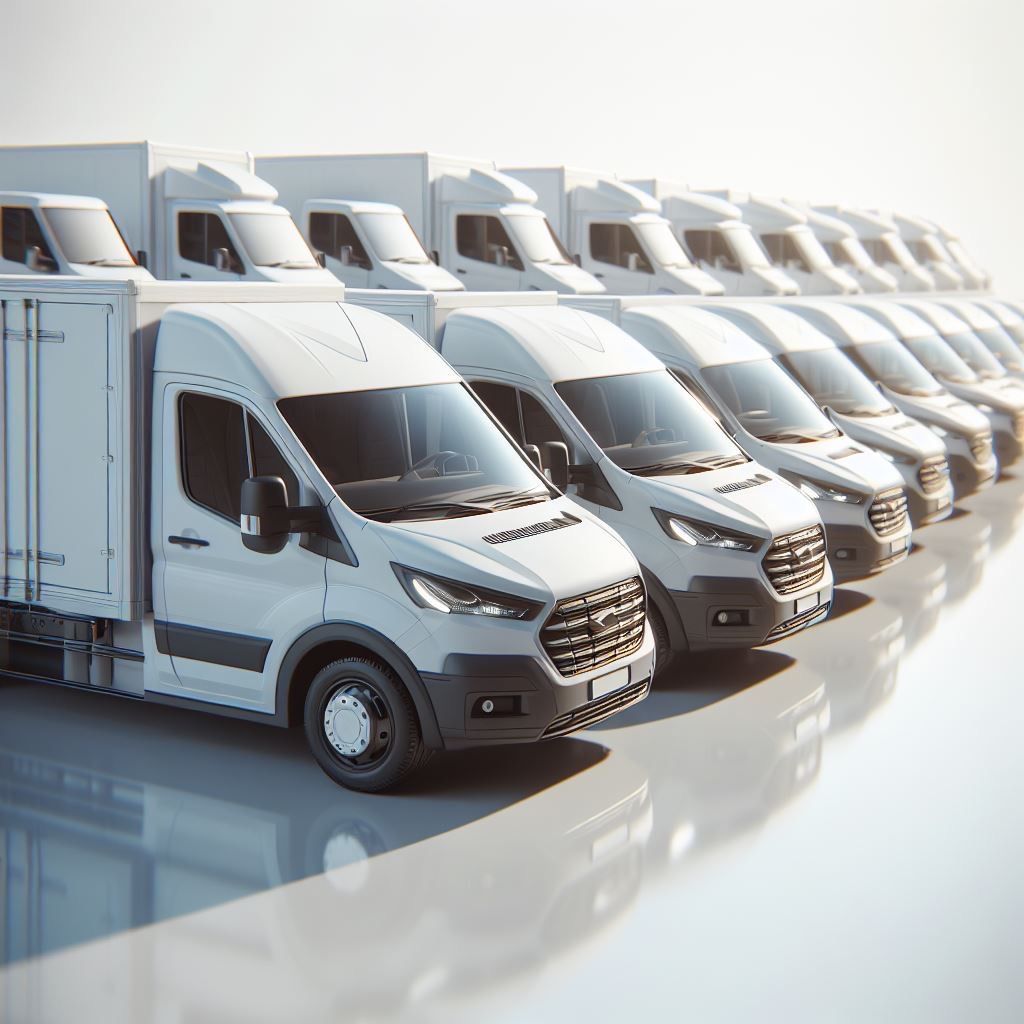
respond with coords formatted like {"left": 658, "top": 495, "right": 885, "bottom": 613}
{"left": 0, "top": 192, "right": 151, "bottom": 280}
{"left": 936, "top": 223, "right": 991, "bottom": 290}
{"left": 301, "top": 199, "right": 463, "bottom": 291}
{"left": 890, "top": 212, "right": 966, "bottom": 291}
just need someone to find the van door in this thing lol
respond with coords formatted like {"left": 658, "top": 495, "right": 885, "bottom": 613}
{"left": 0, "top": 207, "right": 60, "bottom": 275}
{"left": 448, "top": 210, "right": 524, "bottom": 290}
{"left": 170, "top": 207, "right": 245, "bottom": 281}
{"left": 154, "top": 385, "right": 326, "bottom": 709}
{"left": 584, "top": 219, "right": 654, "bottom": 294}
{"left": 307, "top": 210, "right": 372, "bottom": 287}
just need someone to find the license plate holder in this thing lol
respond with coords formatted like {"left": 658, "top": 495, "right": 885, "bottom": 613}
{"left": 591, "top": 666, "right": 630, "bottom": 701}
{"left": 795, "top": 591, "right": 821, "bottom": 616}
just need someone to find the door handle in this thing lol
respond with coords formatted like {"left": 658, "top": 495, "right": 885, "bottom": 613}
{"left": 180, "top": 273, "right": 191, "bottom": 279}
{"left": 456, "top": 268, "right": 466, "bottom": 274}
{"left": 168, "top": 535, "right": 209, "bottom": 547}
{"left": 594, "top": 272, "right": 604, "bottom": 278}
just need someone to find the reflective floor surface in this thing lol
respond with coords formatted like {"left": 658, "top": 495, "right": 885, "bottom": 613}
{"left": 1, "top": 475, "right": 1022, "bottom": 1022}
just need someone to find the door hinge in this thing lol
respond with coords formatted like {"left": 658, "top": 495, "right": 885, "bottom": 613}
{"left": 101, "top": 454, "right": 114, "bottom": 463}
{"left": 100, "top": 549, "right": 115, "bottom": 559}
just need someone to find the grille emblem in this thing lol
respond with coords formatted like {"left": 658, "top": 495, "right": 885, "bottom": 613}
{"left": 588, "top": 608, "right": 622, "bottom": 635}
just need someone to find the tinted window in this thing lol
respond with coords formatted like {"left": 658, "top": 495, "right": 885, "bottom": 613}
{"left": 521, "top": 392, "right": 567, "bottom": 448}
{"left": 684, "top": 229, "right": 738, "bottom": 271}
{"left": 471, "top": 381, "right": 522, "bottom": 439}
{"left": 456, "top": 215, "right": 524, "bottom": 270}
{"left": 308, "top": 212, "right": 372, "bottom": 269}
{"left": 178, "top": 212, "right": 244, "bottom": 273}
{"left": 589, "top": 223, "right": 653, "bottom": 272}
{"left": 2, "top": 207, "right": 57, "bottom": 270}
{"left": 761, "top": 233, "right": 805, "bottom": 270}
{"left": 249, "top": 416, "right": 300, "bottom": 504}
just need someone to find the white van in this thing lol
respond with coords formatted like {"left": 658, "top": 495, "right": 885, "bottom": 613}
{"left": 0, "top": 277, "right": 655, "bottom": 792}
{"left": 933, "top": 298, "right": 1024, "bottom": 379}
{"left": 973, "top": 298, "right": 1024, "bottom": 348}
{"left": 711, "top": 301, "right": 954, "bottom": 525}
{"left": 348, "top": 290, "right": 834, "bottom": 665}
{"left": 890, "top": 212, "right": 965, "bottom": 290}
{"left": 565, "top": 298, "right": 912, "bottom": 582}
{"left": 784, "top": 299, "right": 997, "bottom": 497}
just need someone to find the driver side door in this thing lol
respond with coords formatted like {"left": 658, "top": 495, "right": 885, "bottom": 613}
{"left": 448, "top": 212, "right": 524, "bottom": 290}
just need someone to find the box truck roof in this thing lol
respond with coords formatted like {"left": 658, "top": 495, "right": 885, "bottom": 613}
{"left": 814, "top": 205, "right": 895, "bottom": 237}
{"left": 570, "top": 177, "right": 661, "bottom": 214}
{"left": 785, "top": 202, "right": 858, "bottom": 242}
{"left": 706, "top": 192, "right": 806, "bottom": 231}
{"left": 441, "top": 304, "right": 662, "bottom": 384}
{"left": 154, "top": 300, "right": 456, "bottom": 399}
{"left": 0, "top": 191, "right": 112, "bottom": 210}
{"left": 657, "top": 189, "right": 743, "bottom": 225}
{"left": 437, "top": 166, "right": 537, "bottom": 206}
{"left": 621, "top": 304, "right": 771, "bottom": 367}
{"left": 163, "top": 160, "right": 277, "bottom": 202}
{"left": 890, "top": 211, "right": 939, "bottom": 240}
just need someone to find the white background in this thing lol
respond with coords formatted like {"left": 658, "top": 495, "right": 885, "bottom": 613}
{"left": 2, "top": 0, "right": 1020, "bottom": 293}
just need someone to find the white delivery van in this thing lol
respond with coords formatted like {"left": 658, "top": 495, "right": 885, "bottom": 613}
{"left": 258, "top": 153, "right": 603, "bottom": 294}
{"left": 784, "top": 199, "right": 898, "bottom": 293}
{"left": 503, "top": 167, "right": 724, "bottom": 296}
{"left": 973, "top": 298, "right": 1024, "bottom": 348}
{"left": 566, "top": 297, "right": 912, "bottom": 582}
{"left": 0, "top": 277, "right": 654, "bottom": 792}
{"left": 890, "top": 212, "right": 965, "bottom": 290}
{"left": 0, "top": 142, "right": 334, "bottom": 283}
{"left": 814, "top": 206, "right": 935, "bottom": 291}
{"left": 348, "top": 290, "right": 833, "bottom": 664}
{"left": 856, "top": 298, "right": 1024, "bottom": 468}
{"left": 703, "top": 191, "right": 861, "bottom": 295}
{"left": 785, "top": 299, "right": 997, "bottom": 497}
{"left": 710, "top": 301, "right": 953, "bottom": 525}
{"left": 933, "top": 297, "right": 1024, "bottom": 378}
{"left": 0, "top": 192, "right": 152, "bottom": 280}
{"left": 935, "top": 222, "right": 991, "bottom": 290}
{"left": 628, "top": 179, "right": 799, "bottom": 296}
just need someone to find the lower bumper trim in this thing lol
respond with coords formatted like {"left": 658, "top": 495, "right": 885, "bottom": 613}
{"left": 541, "top": 676, "right": 651, "bottom": 738}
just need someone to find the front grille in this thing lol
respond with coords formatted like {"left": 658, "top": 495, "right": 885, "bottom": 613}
{"left": 971, "top": 434, "right": 993, "bottom": 463}
{"left": 542, "top": 677, "right": 651, "bottom": 738}
{"left": 766, "top": 600, "right": 831, "bottom": 640}
{"left": 918, "top": 456, "right": 950, "bottom": 494}
{"left": 762, "top": 525, "right": 827, "bottom": 596}
{"left": 869, "top": 488, "right": 909, "bottom": 537}
{"left": 541, "top": 576, "right": 646, "bottom": 676}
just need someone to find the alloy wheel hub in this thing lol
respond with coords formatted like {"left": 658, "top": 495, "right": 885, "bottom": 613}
{"left": 324, "top": 690, "right": 373, "bottom": 757}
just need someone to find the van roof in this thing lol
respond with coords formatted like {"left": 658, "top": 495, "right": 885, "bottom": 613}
{"left": 785, "top": 201, "right": 857, "bottom": 241}
{"left": 847, "top": 299, "right": 936, "bottom": 340}
{"left": 897, "top": 298, "right": 971, "bottom": 335}
{"left": 814, "top": 205, "right": 896, "bottom": 238}
{"left": 154, "top": 300, "right": 458, "bottom": 398}
{"left": 705, "top": 302, "right": 836, "bottom": 354}
{"left": 439, "top": 304, "right": 663, "bottom": 384}
{"left": 783, "top": 299, "right": 898, "bottom": 344}
{"left": 707, "top": 191, "right": 806, "bottom": 231}
{"left": 934, "top": 298, "right": 999, "bottom": 331}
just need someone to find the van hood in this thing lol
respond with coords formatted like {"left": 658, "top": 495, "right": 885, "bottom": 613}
{"left": 383, "top": 260, "right": 465, "bottom": 292}
{"left": 67, "top": 263, "right": 154, "bottom": 281}
{"left": 763, "top": 435, "right": 905, "bottom": 493}
{"left": 824, "top": 266, "right": 862, "bottom": 294}
{"left": 253, "top": 265, "right": 338, "bottom": 284}
{"left": 753, "top": 266, "right": 800, "bottom": 296}
{"left": 860, "top": 265, "right": 899, "bottom": 292}
{"left": 877, "top": 383, "right": 990, "bottom": 437}
{"left": 368, "top": 495, "right": 637, "bottom": 604}
{"left": 528, "top": 261, "right": 606, "bottom": 294}
{"left": 661, "top": 266, "right": 725, "bottom": 295}
{"left": 826, "top": 408, "right": 946, "bottom": 461}
{"left": 634, "top": 460, "right": 822, "bottom": 539}
{"left": 936, "top": 375, "right": 1024, "bottom": 414}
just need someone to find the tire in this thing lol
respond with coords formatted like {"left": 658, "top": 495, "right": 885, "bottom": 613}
{"left": 648, "top": 603, "right": 673, "bottom": 681}
{"left": 304, "top": 657, "right": 432, "bottom": 793}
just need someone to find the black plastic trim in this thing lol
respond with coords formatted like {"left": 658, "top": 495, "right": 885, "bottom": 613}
{"left": 154, "top": 620, "right": 271, "bottom": 671}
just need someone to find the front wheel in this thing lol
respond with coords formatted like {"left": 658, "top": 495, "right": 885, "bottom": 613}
{"left": 648, "top": 603, "right": 674, "bottom": 681}
{"left": 304, "top": 657, "right": 432, "bottom": 792}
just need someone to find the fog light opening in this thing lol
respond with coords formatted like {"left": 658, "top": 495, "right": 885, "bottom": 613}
{"left": 835, "top": 548, "right": 856, "bottom": 561}
{"left": 472, "top": 695, "right": 523, "bottom": 719}
{"left": 713, "top": 609, "right": 749, "bottom": 627}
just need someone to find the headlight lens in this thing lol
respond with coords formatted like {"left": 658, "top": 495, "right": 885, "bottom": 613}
{"left": 393, "top": 565, "right": 542, "bottom": 619}
{"left": 652, "top": 509, "right": 762, "bottom": 551}
{"left": 781, "top": 473, "right": 867, "bottom": 504}
{"left": 874, "top": 448, "right": 916, "bottom": 466}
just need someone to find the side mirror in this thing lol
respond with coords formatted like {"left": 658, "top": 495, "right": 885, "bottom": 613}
{"left": 339, "top": 244, "right": 353, "bottom": 267}
{"left": 627, "top": 251, "right": 640, "bottom": 273}
{"left": 212, "top": 247, "right": 231, "bottom": 272}
{"left": 240, "top": 476, "right": 321, "bottom": 555}
{"left": 493, "top": 246, "right": 508, "bottom": 268}
{"left": 315, "top": 250, "right": 326, "bottom": 268}
{"left": 542, "top": 441, "right": 570, "bottom": 490}
{"left": 523, "top": 443, "right": 543, "bottom": 472}
{"left": 572, "top": 253, "right": 582, "bottom": 267}
{"left": 136, "top": 249, "right": 149, "bottom": 268}
{"left": 25, "top": 245, "right": 54, "bottom": 273}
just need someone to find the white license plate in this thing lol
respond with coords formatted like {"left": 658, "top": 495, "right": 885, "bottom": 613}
{"left": 795, "top": 591, "right": 821, "bottom": 616}
{"left": 889, "top": 539, "right": 907, "bottom": 556}
{"left": 591, "top": 666, "right": 629, "bottom": 701}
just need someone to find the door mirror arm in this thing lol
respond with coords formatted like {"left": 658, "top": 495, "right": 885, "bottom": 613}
{"left": 240, "top": 476, "right": 322, "bottom": 554}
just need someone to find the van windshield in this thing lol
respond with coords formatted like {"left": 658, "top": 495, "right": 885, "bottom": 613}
{"left": 902, "top": 334, "right": 978, "bottom": 384}
{"left": 279, "top": 383, "right": 549, "bottom": 522}
{"left": 43, "top": 208, "right": 136, "bottom": 266}
{"left": 844, "top": 340, "right": 944, "bottom": 397}
{"left": 636, "top": 221, "right": 693, "bottom": 268}
{"left": 358, "top": 212, "right": 431, "bottom": 264}
{"left": 779, "top": 348, "right": 896, "bottom": 417}
{"left": 506, "top": 214, "right": 572, "bottom": 265}
{"left": 701, "top": 358, "right": 840, "bottom": 443}
{"left": 228, "top": 212, "right": 320, "bottom": 268}
{"left": 722, "top": 225, "right": 771, "bottom": 269}
{"left": 945, "top": 330, "right": 1010, "bottom": 379}
{"left": 554, "top": 370, "right": 746, "bottom": 476}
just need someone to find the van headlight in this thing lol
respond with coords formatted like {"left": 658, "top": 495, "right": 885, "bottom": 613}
{"left": 392, "top": 564, "right": 542, "bottom": 619}
{"left": 652, "top": 509, "right": 761, "bottom": 551}
{"left": 874, "top": 448, "right": 916, "bottom": 466}
{"left": 781, "top": 474, "right": 867, "bottom": 504}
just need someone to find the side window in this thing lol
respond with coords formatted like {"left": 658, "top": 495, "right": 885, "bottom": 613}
{"left": 248, "top": 415, "right": 300, "bottom": 505}
{"left": 668, "top": 367, "right": 723, "bottom": 420}
{"left": 180, "top": 393, "right": 249, "bottom": 521}
{"left": 589, "top": 223, "right": 653, "bottom": 273}
{"left": 309, "top": 212, "right": 371, "bottom": 269}
{"left": 761, "top": 233, "right": 803, "bottom": 270}
{"left": 862, "top": 238, "right": 886, "bottom": 264}
{"left": 178, "top": 212, "right": 244, "bottom": 273}
{"left": 470, "top": 381, "right": 523, "bottom": 442}
{"left": 2, "top": 207, "right": 57, "bottom": 270}
{"left": 684, "top": 229, "right": 738, "bottom": 271}
{"left": 520, "top": 392, "right": 568, "bottom": 448}
{"left": 455, "top": 215, "right": 524, "bottom": 270}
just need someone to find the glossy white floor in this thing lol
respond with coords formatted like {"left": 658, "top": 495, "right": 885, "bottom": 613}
{"left": 1, "top": 475, "right": 1021, "bottom": 1024}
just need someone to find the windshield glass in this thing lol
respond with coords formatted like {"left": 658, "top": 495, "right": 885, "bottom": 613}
{"left": 636, "top": 220, "right": 692, "bottom": 268}
{"left": 43, "top": 208, "right": 136, "bottom": 266}
{"left": 701, "top": 358, "right": 840, "bottom": 443}
{"left": 778, "top": 348, "right": 896, "bottom": 417}
{"left": 973, "top": 325, "right": 1024, "bottom": 371}
{"left": 944, "top": 331, "right": 1007, "bottom": 379}
{"left": 722, "top": 225, "right": 771, "bottom": 269}
{"left": 358, "top": 212, "right": 431, "bottom": 264}
{"left": 845, "top": 340, "right": 944, "bottom": 397}
{"left": 228, "top": 213, "right": 319, "bottom": 268}
{"left": 506, "top": 214, "right": 571, "bottom": 265}
{"left": 279, "top": 383, "right": 548, "bottom": 521}
{"left": 903, "top": 334, "right": 978, "bottom": 384}
{"left": 554, "top": 370, "right": 746, "bottom": 476}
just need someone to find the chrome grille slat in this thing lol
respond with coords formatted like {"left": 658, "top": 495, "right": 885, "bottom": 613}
{"left": 762, "top": 525, "right": 827, "bottom": 596}
{"left": 970, "top": 434, "right": 992, "bottom": 463}
{"left": 918, "top": 456, "right": 950, "bottom": 495}
{"left": 766, "top": 600, "right": 832, "bottom": 640}
{"left": 869, "top": 488, "right": 909, "bottom": 537}
{"left": 542, "top": 677, "right": 651, "bottom": 738}
{"left": 541, "top": 576, "right": 646, "bottom": 676}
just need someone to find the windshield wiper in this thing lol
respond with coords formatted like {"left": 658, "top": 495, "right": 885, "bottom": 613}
{"left": 462, "top": 488, "right": 549, "bottom": 510}
{"left": 262, "top": 260, "right": 320, "bottom": 269}
{"left": 842, "top": 404, "right": 895, "bottom": 418}
{"left": 758, "top": 430, "right": 830, "bottom": 444}
{"left": 362, "top": 500, "right": 493, "bottom": 523}
{"left": 76, "top": 258, "right": 136, "bottom": 266}
{"left": 694, "top": 453, "right": 748, "bottom": 468}
{"left": 630, "top": 459, "right": 714, "bottom": 477}
{"left": 385, "top": 256, "right": 431, "bottom": 265}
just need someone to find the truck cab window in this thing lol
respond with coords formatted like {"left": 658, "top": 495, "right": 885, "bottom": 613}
{"left": 471, "top": 381, "right": 522, "bottom": 439}
{"left": 178, "top": 212, "right": 244, "bottom": 273}
{"left": 248, "top": 415, "right": 300, "bottom": 504}
{"left": 589, "top": 223, "right": 653, "bottom": 273}
{"left": 2, "top": 207, "right": 57, "bottom": 270}
{"left": 456, "top": 215, "right": 524, "bottom": 270}
{"left": 309, "top": 212, "right": 372, "bottom": 269}
{"left": 520, "top": 392, "right": 567, "bottom": 448}
{"left": 683, "top": 229, "right": 738, "bottom": 272}
{"left": 761, "top": 232, "right": 805, "bottom": 270}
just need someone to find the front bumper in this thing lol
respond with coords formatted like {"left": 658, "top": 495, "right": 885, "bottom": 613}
{"left": 994, "top": 428, "right": 1023, "bottom": 467}
{"left": 421, "top": 644, "right": 655, "bottom": 750}
{"left": 825, "top": 522, "right": 910, "bottom": 582}
{"left": 948, "top": 452, "right": 997, "bottom": 497}
{"left": 667, "top": 575, "right": 831, "bottom": 651}
{"left": 906, "top": 487, "right": 954, "bottom": 527}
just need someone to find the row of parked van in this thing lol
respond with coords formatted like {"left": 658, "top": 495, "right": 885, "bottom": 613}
{"left": 0, "top": 143, "right": 1018, "bottom": 793}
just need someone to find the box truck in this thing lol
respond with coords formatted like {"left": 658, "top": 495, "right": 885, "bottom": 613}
{"left": 889, "top": 212, "right": 965, "bottom": 290}
{"left": 0, "top": 143, "right": 334, "bottom": 284}
{"left": 935, "top": 222, "right": 991, "bottom": 291}
{"left": 702, "top": 192, "right": 861, "bottom": 295}
{"left": 0, "top": 192, "right": 153, "bottom": 280}
{"left": 257, "top": 153, "right": 604, "bottom": 294}
{"left": 626, "top": 179, "right": 800, "bottom": 296}
{"left": 346, "top": 290, "right": 833, "bottom": 666}
{"left": 563, "top": 297, "right": 912, "bottom": 582}
{"left": 783, "top": 299, "right": 997, "bottom": 497}
{"left": 0, "top": 277, "right": 655, "bottom": 792}
{"left": 502, "top": 168, "right": 725, "bottom": 296}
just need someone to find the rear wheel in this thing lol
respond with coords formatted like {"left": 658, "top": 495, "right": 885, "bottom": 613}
{"left": 304, "top": 657, "right": 432, "bottom": 792}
